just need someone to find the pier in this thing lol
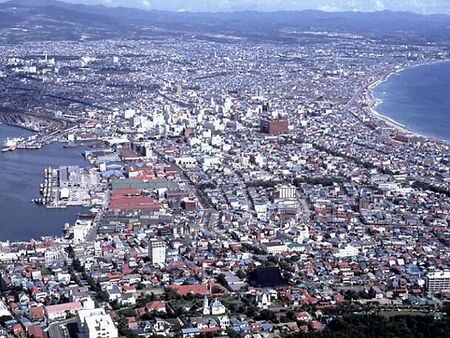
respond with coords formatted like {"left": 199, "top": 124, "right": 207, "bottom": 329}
{"left": 35, "top": 165, "right": 97, "bottom": 209}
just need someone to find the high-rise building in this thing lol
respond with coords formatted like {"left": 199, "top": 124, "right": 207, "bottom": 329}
{"left": 148, "top": 238, "right": 166, "bottom": 265}
{"left": 426, "top": 271, "right": 450, "bottom": 292}
{"left": 260, "top": 118, "right": 289, "bottom": 135}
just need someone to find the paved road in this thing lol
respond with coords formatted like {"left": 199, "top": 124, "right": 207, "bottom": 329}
{"left": 297, "top": 196, "right": 311, "bottom": 223}
{"left": 85, "top": 189, "right": 110, "bottom": 244}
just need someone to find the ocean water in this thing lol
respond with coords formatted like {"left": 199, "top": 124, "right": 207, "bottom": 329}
{"left": 0, "top": 124, "right": 88, "bottom": 241}
{"left": 373, "top": 61, "right": 450, "bottom": 141}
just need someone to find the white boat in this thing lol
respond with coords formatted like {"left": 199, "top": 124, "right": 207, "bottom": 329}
{"left": 2, "top": 137, "right": 22, "bottom": 152}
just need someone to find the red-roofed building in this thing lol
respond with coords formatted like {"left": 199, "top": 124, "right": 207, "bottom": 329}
{"left": 334, "top": 294, "right": 345, "bottom": 303}
{"left": 171, "top": 284, "right": 212, "bottom": 296}
{"left": 164, "top": 146, "right": 179, "bottom": 154}
{"left": 109, "top": 189, "right": 161, "bottom": 211}
{"left": 128, "top": 167, "right": 156, "bottom": 180}
{"left": 146, "top": 301, "right": 167, "bottom": 313}
{"left": 200, "top": 327, "right": 221, "bottom": 334}
{"left": 30, "top": 306, "right": 45, "bottom": 321}
{"left": 45, "top": 302, "right": 83, "bottom": 321}
{"left": 309, "top": 321, "right": 322, "bottom": 331}
{"left": 11, "top": 323, "right": 24, "bottom": 336}
{"left": 299, "top": 325, "right": 309, "bottom": 333}
{"left": 121, "top": 263, "right": 132, "bottom": 275}
{"left": 120, "top": 150, "right": 141, "bottom": 161}
{"left": 136, "top": 307, "right": 146, "bottom": 318}
{"left": 295, "top": 311, "right": 312, "bottom": 322}
{"left": 27, "top": 325, "right": 44, "bottom": 338}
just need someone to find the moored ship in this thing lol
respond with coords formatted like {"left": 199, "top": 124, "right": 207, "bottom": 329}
{"left": 1, "top": 137, "right": 22, "bottom": 152}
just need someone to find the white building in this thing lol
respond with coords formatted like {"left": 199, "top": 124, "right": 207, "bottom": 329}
{"left": 78, "top": 308, "right": 118, "bottom": 338}
{"left": 218, "top": 316, "right": 230, "bottom": 330}
{"left": 254, "top": 203, "right": 268, "bottom": 221}
{"left": 44, "top": 250, "right": 60, "bottom": 266}
{"left": 144, "top": 142, "right": 153, "bottom": 158}
{"left": 335, "top": 245, "right": 360, "bottom": 258}
{"left": 45, "top": 302, "right": 83, "bottom": 321}
{"left": 200, "top": 156, "right": 221, "bottom": 171}
{"left": 73, "top": 220, "right": 92, "bottom": 243}
{"left": 293, "top": 225, "right": 310, "bottom": 243}
{"left": 276, "top": 185, "right": 297, "bottom": 200}
{"left": 203, "top": 296, "right": 226, "bottom": 316}
{"left": 124, "top": 109, "right": 136, "bottom": 119}
{"left": 94, "top": 241, "right": 102, "bottom": 257}
{"left": 175, "top": 156, "right": 197, "bottom": 168}
{"left": 261, "top": 242, "right": 288, "bottom": 255}
{"left": 211, "top": 135, "right": 223, "bottom": 147}
{"left": 256, "top": 291, "right": 272, "bottom": 309}
{"left": 202, "top": 295, "right": 210, "bottom": 315}
{"left": 426, "top": 271, "right": 450, "bottom": 293}
{"left": 105, "top": 284, "right": 122, "bottom": 302}
{"left": 0, "top": 301, "right": 11, "bottom": 318}
{"left": 148, "top": 238, "right": 166, "bottom": 265}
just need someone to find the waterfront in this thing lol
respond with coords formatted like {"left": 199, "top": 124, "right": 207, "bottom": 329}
{"left": 0, "top": 124, "right": 88, "bottom": 241}
{"left": 372, "top": 61, "right": 450, "bottom": 141}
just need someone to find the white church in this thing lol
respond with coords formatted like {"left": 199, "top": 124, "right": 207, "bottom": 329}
{"left": 203, "top": 296, "right": 226, "bottom": 316}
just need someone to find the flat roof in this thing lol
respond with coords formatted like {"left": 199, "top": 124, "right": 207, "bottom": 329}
{"left": 111, "top": 178, "right": 179, "bottom": 191}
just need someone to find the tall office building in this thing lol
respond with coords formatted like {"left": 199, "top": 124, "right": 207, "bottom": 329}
{"left": 148, "top": 238, "right": 166, "bottom": 265}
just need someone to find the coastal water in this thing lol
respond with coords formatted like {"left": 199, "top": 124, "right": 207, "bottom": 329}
{"left": 0, "top": 124, "right": 88, "bottom": 241}
{"left": 373, "top": 61, "right": 450, "bottom": 141}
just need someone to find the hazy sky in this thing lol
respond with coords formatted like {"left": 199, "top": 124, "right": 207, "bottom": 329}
{"left": 5, "top": 0, "right": 444, "bottom": 15}
{"left": 59, "top": 0, "right": 450, "bottom": 14}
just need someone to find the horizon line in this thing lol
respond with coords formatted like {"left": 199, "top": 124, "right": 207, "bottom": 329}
{"left": 2, "top": 0, "right": 450, "bottom": 17}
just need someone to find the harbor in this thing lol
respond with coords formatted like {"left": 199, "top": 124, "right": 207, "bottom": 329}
{"left": 0, "top": 112, "right": 79, "bottom": 153}
{"left": 34, "top": 165, "right": 98, "bottom": 209}
{"left": 0, "top": 124, "right": 89, "bottom": 241}
{"left": 1, "top": 135, "right": 44, "bottom": 152}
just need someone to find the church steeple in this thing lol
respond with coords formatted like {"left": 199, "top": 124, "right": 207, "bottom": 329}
{"left": 203, "top": 295, "right": 210, "bottom": 315}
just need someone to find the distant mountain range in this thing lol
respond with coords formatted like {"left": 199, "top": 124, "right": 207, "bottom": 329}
{"left": 1, "top": 0, "right": 450, "bottom": 43}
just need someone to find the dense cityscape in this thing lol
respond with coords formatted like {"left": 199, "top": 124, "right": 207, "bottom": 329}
{"left": 0, "top": 1, "right": 449, "bottom": 338}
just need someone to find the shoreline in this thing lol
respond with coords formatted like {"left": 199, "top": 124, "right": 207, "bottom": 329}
{"left": 366, "top": 59, "right": 450, "bottom": 144}
{"left": 4, "top": 122, "right": 39, "bottom": 133}
{"left": 0, "top": 125, "right": 88, "bottom": 243}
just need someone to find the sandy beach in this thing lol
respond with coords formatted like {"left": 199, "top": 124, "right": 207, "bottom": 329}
{"left": 365, "top": 59, "right": 450, "bottom": 142}
{"left": 367, "top": 66, "right": 414, "bottom": 134}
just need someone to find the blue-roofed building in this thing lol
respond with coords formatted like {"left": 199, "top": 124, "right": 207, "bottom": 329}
{"left": 230, "top": 318, "right": 250, "bottom": 333}
{"left": 258, "top": 320, "right": 274, "bottom": 331}
{"left": 181, "top": 327, "right": 200, "bottom": 338}
{"left": 106, "top": 163, "right": 123, "bottom": 171}
{"left": 101, "top": 170, "right": 124, "bottom": 179}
